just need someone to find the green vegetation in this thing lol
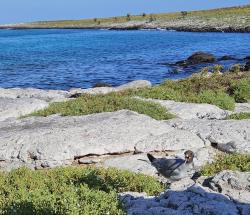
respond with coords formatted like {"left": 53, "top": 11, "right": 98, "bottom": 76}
{"left": 30, "top": 70, "right": 250, "bottom": 118}
{"left": 231, "top": 79, "right": 250, "bottom": 102}
{"left": 201, "top": 153, "right": 250, "bottom": 176}
{"left": 30, "top": 93, "right": 174, "bottom": 120}
{"left": 227, "top": 112, "right": 250, "bottom": 120}
{"left": 4, "top": 5, "right": 250, "bottom": 29}
{"left": 135, "top": 71, "right": 250, "bottom": 110}
{"left": 0, "top": 167, "right": 163, "bottom": 215}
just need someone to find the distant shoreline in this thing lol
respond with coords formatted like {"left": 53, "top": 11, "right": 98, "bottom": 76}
{"left": 1, "top": 5, "right": 249, "bottom": 33}
{"left": 0, "top": 26, "right": 249, "bottom": 33}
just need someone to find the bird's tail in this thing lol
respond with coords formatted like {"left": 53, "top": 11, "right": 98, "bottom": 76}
{"left": 147, "top": 153, "right": 156, "bottom": 163}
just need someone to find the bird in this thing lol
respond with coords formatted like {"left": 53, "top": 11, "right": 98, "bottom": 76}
{"left": 147, "top": 150, "right": 195, "bottom": 181}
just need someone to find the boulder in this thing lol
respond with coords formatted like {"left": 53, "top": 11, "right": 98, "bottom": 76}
{"left": 69, "top": 80, "right": 152, "bottom": 95}
{"left": 0, "top": 97, "right": 48, "bottom": 121}
{"left": 116, "top": 80, "right": 152, "bottom": 91}
{"left": 139, "top": 98, "right": 228, "bottom": 120}
{"left": 176, "top": 52, "right": 216, "bottom": 66}
{"left": 166, "top": 119, "right": 250, "bottom": 153}
{"left": 187, "top": 52, "right": 216, "bottom": 64}
{"left": 0, "top": 110, "right": 204, "bottom": 170}
{"left": 208, "top": 171, "right": 250, "bottom": 204}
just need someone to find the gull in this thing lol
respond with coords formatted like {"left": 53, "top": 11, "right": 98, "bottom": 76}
{"left": 147, "top": 150, "right": 195, "bottom": 181}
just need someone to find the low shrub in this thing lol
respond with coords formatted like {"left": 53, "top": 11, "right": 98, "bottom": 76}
{"left": 201, "top": 153, "right": 250, "bottom": 176}
{"left": 0, "top": 167, "right": 164, "bottom": 215}
{"left": 30, "top": 94, "right": 174, "bottom": 120}
{"left": 135, "top": 71, "right": 250, "bottom": 110}
{"left": 227, "top": 112, "right": 250, "bottom": 120}
{"left": 231, "top": 79, "right": 250, "bottom": 102}
{"left": 198, "top": 90, "right": 235, "bottom": 110}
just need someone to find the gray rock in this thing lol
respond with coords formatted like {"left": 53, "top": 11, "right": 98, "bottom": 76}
{"left": 140, "top": 98, "right": 228, "bottom": 120}
{"left": 175, "top": 52, "right": 216, "bottom": 67}
{"left": 78, "top": 157, "right": 102, "bottom": 164}
{"left": 0, "top": 110, "right": 204, "bottom": 170}
{"left": 70, "top": 86, "right": 115, "bottom": 95}
{"left": 101, "top": 154, "right": 158, "bottom": 177}
{"left": 116, "top": 80, "right": 152, "bottom": 90}
{"left": 120, "top": 183, "right": 250, "bottom": 215}
{"left": 187, "top": 52, "right": 216, "bottom": 64}
{"left": 166, "top": 119, "right": 250, "bottom": 153}
{"left": 0, "top": 97, "right": 48, "bottom": 121}
{"left": 209, "top": 171, "right": 250, "bottom": 204}
{"left": 234, "top": 103, "right": 250, "bottom": 113}
{"left": 0, "top": 87, "right": 69, "bottom": 102}
{"left": 70, "top": 80, "right": 151, "bottom": 95}
{"left": 135, "top": 129, "right": 205, "bottom": 152}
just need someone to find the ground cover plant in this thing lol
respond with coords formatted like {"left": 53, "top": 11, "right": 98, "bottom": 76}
{"left": 0, "top": 167, "right": 164, "bottom": 215}
{"left": 30, "top": 70, "right": 250, "bottom": 118}
{"left": 30, "top": 94, "right": 174, "bottom": 120}
{"left": 201, "top": 153, "right": 250, "bottom": 176}
{"left": 135, "top": 70, "right": 250, "bottom": 110}
{"left": 227, "top": 112, "right": 250, "bottom": 120}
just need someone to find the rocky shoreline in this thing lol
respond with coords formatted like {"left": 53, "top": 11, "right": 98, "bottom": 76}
{"left": 0, "top": 80, "right": 249, "bottom": 214}
{"left": 1, "top": 25, "right": 250, "bottom": 33}
{"left": 0, "top": 79, "right": 249, "bottom": 170}
{"left": 1, "top": 5, "right": 250, "bottom": 33}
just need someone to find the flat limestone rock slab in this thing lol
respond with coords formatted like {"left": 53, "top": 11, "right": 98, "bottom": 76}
{"left": 0, "top": 87, "right": 69, "bottom": 102}
{"left": 166, "top": 119, "right": 250, "bottom": 153}
{"left": 234, "top": 103, "right": 250, "bottom": 113}
{"left": 0, "top": 110, "right": 204, "bottom": 170}
{"left": 138, "top": 98, "right": 228, "bottom": 120}
{"left": 70, "top": 80, "right": 152, "bottom": 95}
{"left": 0, "top": 97, "right": 48, "bottom": 121}
{"left": 101, "top": 154, "right": 158, "bottom": 177}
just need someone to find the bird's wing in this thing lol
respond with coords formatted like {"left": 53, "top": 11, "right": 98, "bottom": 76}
{"left": 154, "top": 158, "right": 185, "bottom": 176}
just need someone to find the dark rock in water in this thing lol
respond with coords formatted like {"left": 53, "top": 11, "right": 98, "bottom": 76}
{"left": 218, "top": 55, "right": 237, "bottom": 61}
{"left": 175, "top": 52, "right": 216, "bottom": 67}
{"left": 244, "top": 56, "right": 250, "bottom": 61}
{"left": 93, "top": 82, "right": 112, "bottom": 88}
{"left": 187, "top": 52, "right": 216, "bottom": 64}
{"left": 175, "top": 60, "right": 187, "bottom": 66}
{"left": 244, "top": 62, "right": 250, "bottom": 71}
{"left": 69, "top": 93, "right": 82, "bottom": 98}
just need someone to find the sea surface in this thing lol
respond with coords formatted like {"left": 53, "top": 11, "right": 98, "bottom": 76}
{"left": 0, "top": 29, "right": 249, "bottom": 90}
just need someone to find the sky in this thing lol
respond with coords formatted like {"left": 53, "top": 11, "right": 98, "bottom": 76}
{"left": 0, "top": 0, "right": 249, "bottom": 24}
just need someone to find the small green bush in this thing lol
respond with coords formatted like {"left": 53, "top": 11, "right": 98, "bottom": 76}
{"left": 30, "top": 94, "right": 174, "bottom": 120}
{"left": 212, "top": 64, "right": 223, "bottom": 75}
{"left": 231, "top": 79, "right": 250, "bottom": 102}
{"left": 201, "top": 153, "right": 250, "bottom": 176}
{"left": 0, "top": 167, "right": 163, "bottom": 214}
{"left": 135, "top": 71, "right": 250, "bottom": 110}
{"left": 229, "top": 64, "right": 242, "bottom": 73}
{"left": 227, "top": 112, "right": 250, "bottom": 120}
{"left": 198, "top": 90, "right": 235, "bottom": 110}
